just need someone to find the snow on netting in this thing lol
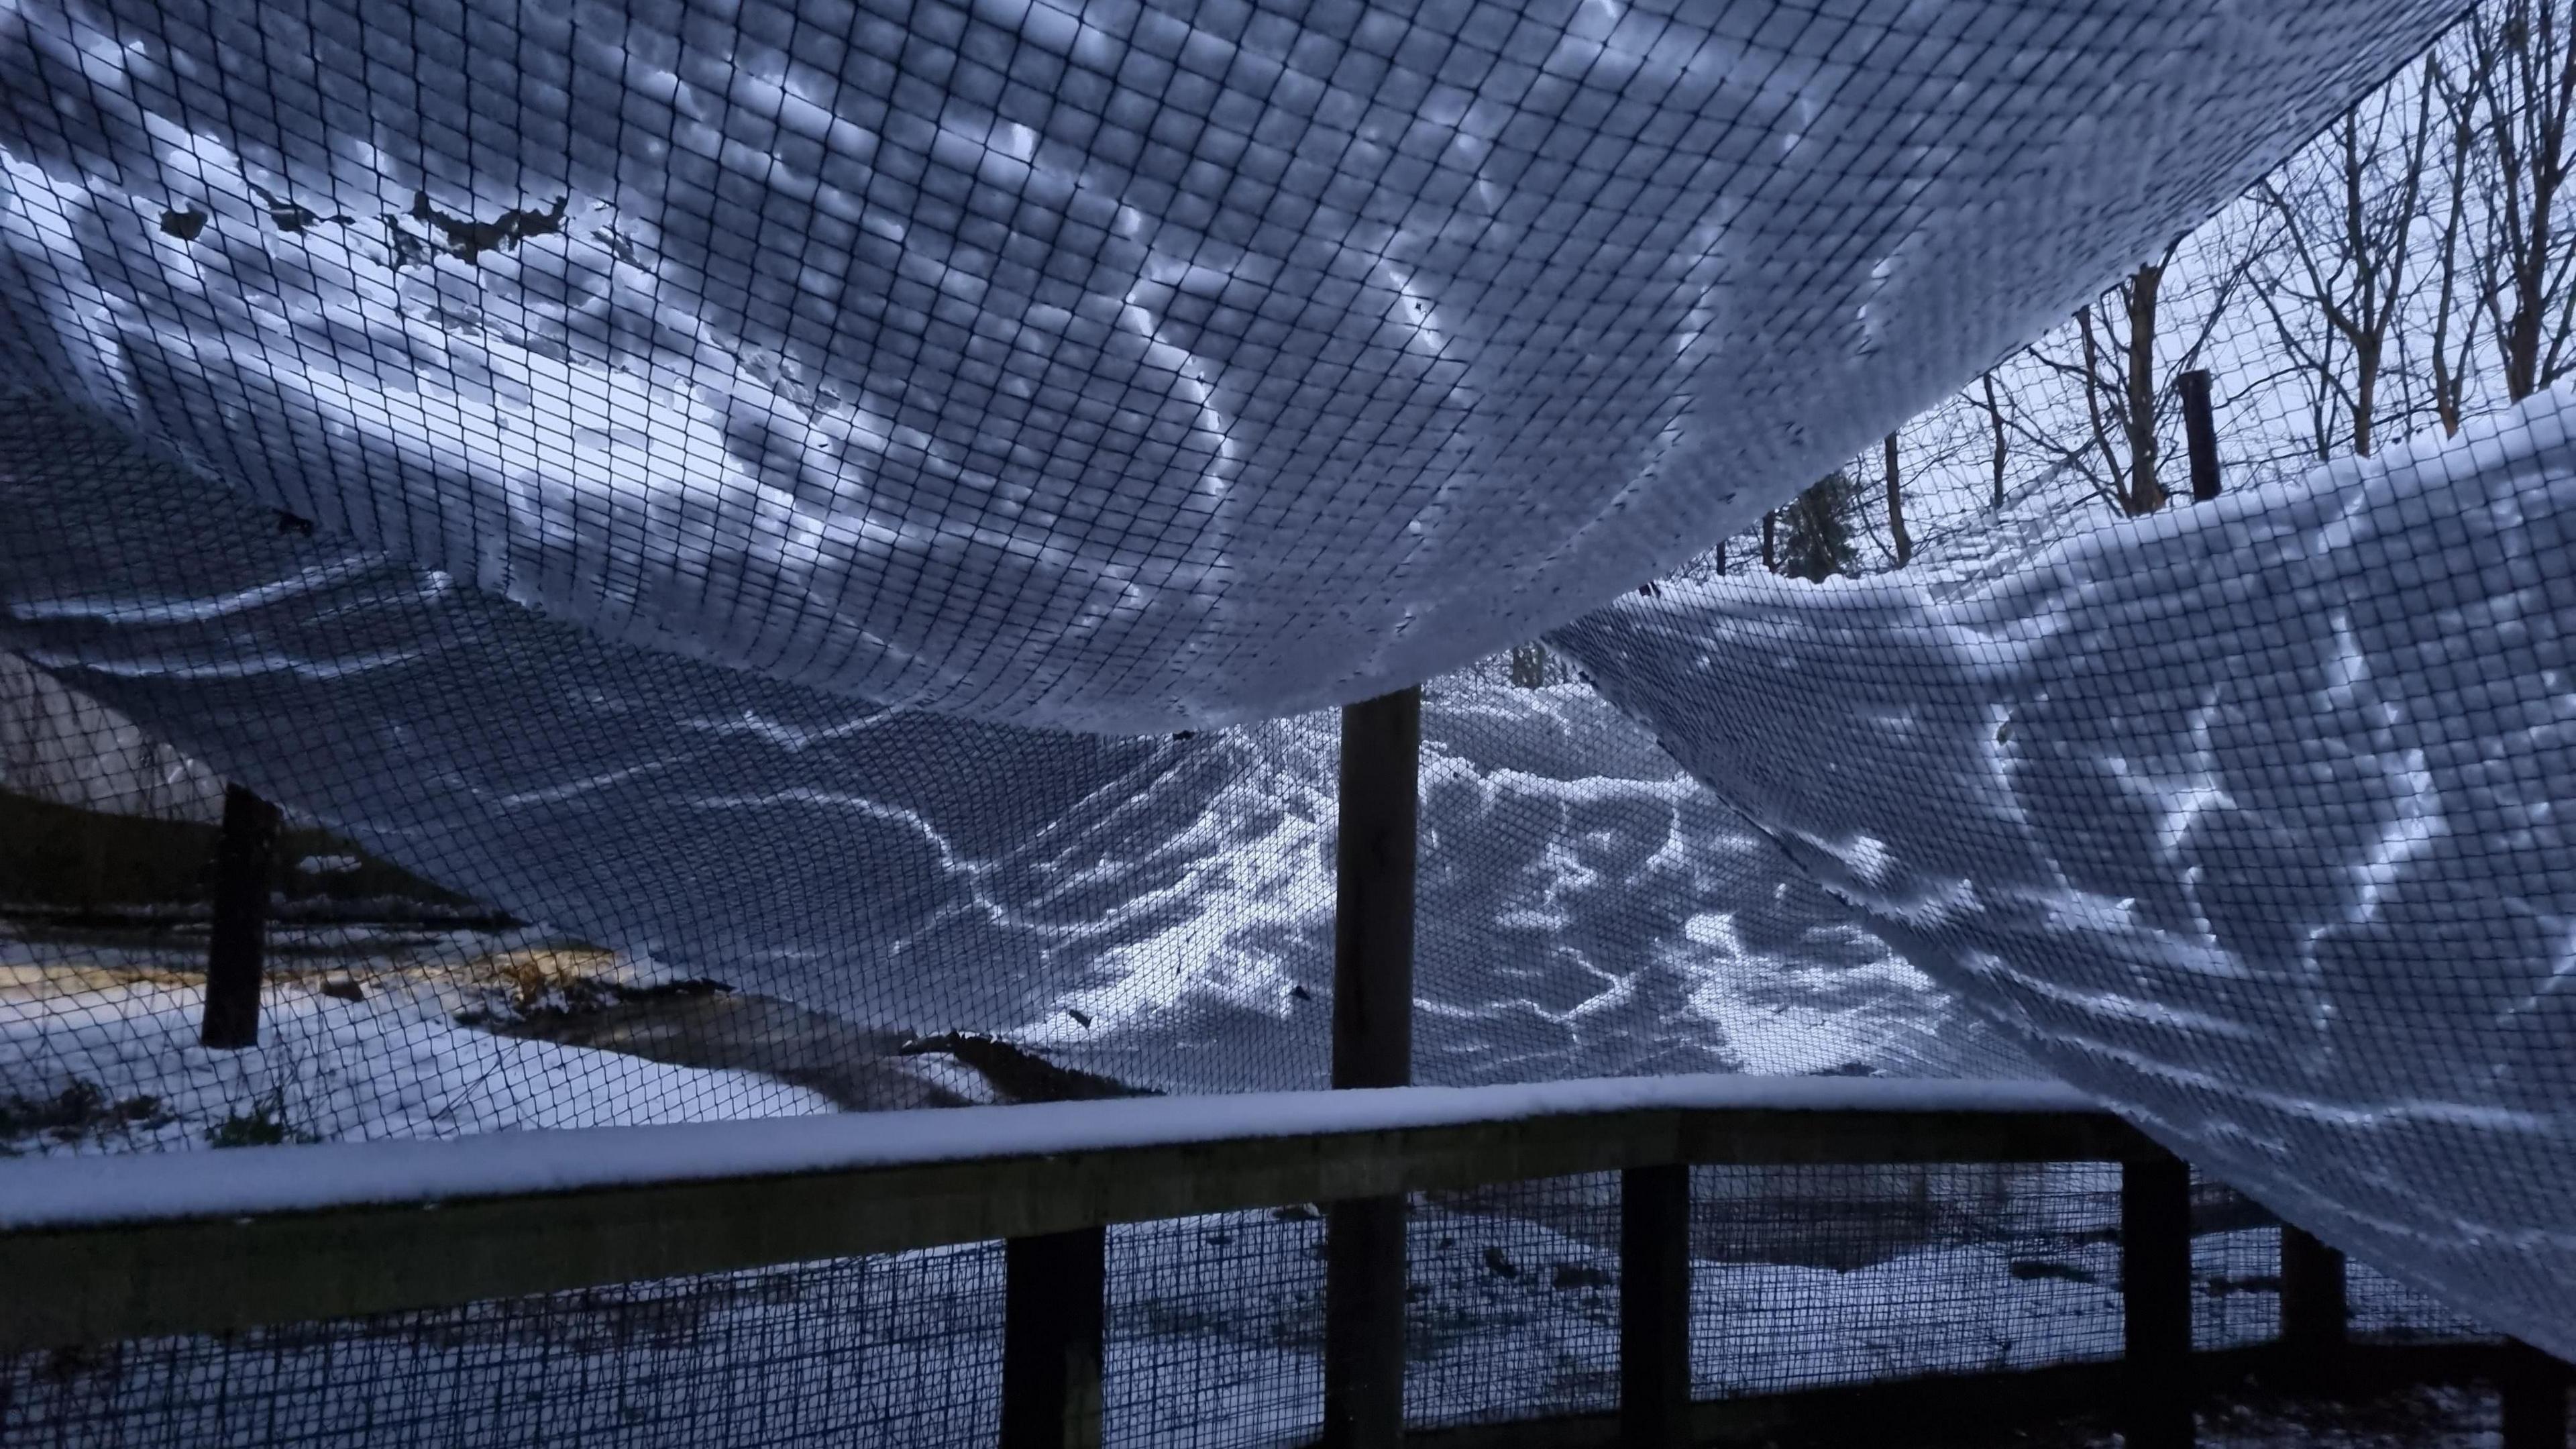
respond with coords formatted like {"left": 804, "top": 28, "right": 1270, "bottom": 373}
{"left": 0, "top": 0, "right": 2449, "bottom": 731}
{"left": 1, "top": 0, "right": 2568, "bottom": 1425}
{"left": 1554, "top": 386, "right": 2576, "bottom": 1366}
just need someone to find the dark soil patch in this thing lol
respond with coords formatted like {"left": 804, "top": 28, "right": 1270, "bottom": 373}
{"left": 0, "top": 1077, "right": 172, "bottom": 1153}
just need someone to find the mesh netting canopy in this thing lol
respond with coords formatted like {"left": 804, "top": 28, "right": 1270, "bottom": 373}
{"left": 13, "top": 0, "right": 2575, "bottom": 1376}
{"left": 1558, "top": 389, "right": 2576, "bottom": 1365}
{"left": 1, "top": 0, "right": 2449, "bottom": 729}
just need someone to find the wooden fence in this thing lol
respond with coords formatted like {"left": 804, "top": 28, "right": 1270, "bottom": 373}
{"left": 4, "top": 1075, "right": 2555, "bottom": 1448}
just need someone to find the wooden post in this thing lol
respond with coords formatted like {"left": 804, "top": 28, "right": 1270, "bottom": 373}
{"left": 2178, "top": 369, "right": 2221, "bottom": 504}
{"left": 1001, "top": 1226, "right": 1106, "bottom": 1449}
{"left": 1324, "top": 686, "right": 1419, "bottom": 1449}
{"left": 2123, "top": 1149, "right": 2194, "bottom": 1449}
{"left": 1621, "top": 1163, "right": 1693, "bottom": 1449}
{"left": 2278, "top": 1226, "right": 2347, "bottom": 1369}
{"left": 201, "top": 783, "right": 281, "bottom": 1050}
{"left": 1333, "top": 686, "right": 1416, "bottom": 1093}
{"left": 2502, "top": 1340, "right": 2569, "bottom": 1449}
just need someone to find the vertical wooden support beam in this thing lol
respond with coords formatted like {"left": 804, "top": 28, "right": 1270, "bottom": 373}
{"left": 201, "top": 783, "right": 281, "bottom": 1051}
{"left": 1324, "top": 1196, "right": 1407, "bottom": 1449}
{"left": 2123, "top": 1149, "right": 2194, "bottom": 1449}
{"left": 1332, "top": 686, "right": 1418, "bottom": 1093}
{"left": 1621, "top": 1163, "right": 1693, "bottom": 1449}
{"left": 2178, "top": 368, "right": 2222, "bottom": 504}
{"left": 1001, "top": 1226, "right": 1106, "bottom": 1449}
{"left": 1324, "top": 686, "right": 1419, "bottom": 1449}
{"left": 2502, "top": 1340, "right": 2569, "bottom": 1449}
{"left": 2278, "top": 1226, "right": 2347, "bottom": 1368}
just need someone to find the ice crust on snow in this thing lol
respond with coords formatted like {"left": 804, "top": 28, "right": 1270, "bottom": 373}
{"left": 1552, "top": 384, "right": 2576, "bottom": 1363}
{"left": 0, "top": 0, "right": 2454, "bottom": 731}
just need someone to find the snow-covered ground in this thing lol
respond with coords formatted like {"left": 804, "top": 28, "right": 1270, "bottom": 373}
{"left": 1, "top": 925, "right": 849, "bottom": 1151}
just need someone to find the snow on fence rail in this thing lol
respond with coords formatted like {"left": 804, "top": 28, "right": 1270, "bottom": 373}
{"left": 0, "top": 1075, "right": 2181, "bottom": 1449}
{"left": 0, "top": 1074, "right": 2133, "bottom": 1351}
{"left": 2, "top": 1074, "right": 2555, "bottom": 1449}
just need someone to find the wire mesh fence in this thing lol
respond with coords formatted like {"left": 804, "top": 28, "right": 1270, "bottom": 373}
{"left": 2349, "top": 1262, "right": 2504, "bottom": 1347}
{"left": 1107, "top": 1209, "right": 1325, "bottom": 1449}
{"left": 10, "top": 1165, "right": 2510, "bottom": 1449}
{"left": 2, "top": 1248, "right": 1007, "bottom": 1449}
{"left": 1403, "top": 1177, "right": 1623, "bottom": 1429}
{"left": 1684, "top": 1163, "right": 2131, "bottom": 1401}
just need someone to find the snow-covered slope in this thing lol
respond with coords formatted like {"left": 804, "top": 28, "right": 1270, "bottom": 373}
{"left": 1554, "top": 385, "right": 2576, "bottom": 1360}
{"left": 0, "top": 0, "right": 2454, "bottom": 731}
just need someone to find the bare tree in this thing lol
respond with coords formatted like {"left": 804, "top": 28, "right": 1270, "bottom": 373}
{"left": 2018, "top": 228, "right": 2265, "bottom": 517}
{"left": 2047, "top": 260, "right": 2173, "bottom": 515}
{"left": 2026, "top": 258, "right": 2174, "bottom": 515}
{"left": 2428, "top": 44, "right": 2492, "bottom": 433}
{"left": 1975, "top": 372, "right": 2008, "bottom": 511}
{"left": 2255, "top": 76, "right": 2436, "bottom": 456}
{"left": 2467, "top": 0, "right": 2576, "bottom": 400}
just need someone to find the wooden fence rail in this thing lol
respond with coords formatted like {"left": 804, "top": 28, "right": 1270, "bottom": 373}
{"left": 0, "top": 1076, "right": 2137, "bottom": 1352}
{"left": 0, "top": 1075, "right": 2555, "bottom": 1448}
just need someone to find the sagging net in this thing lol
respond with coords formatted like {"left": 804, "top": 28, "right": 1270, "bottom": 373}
{"left": 3, "top": 0, "right": 2572, "bottom": 1438}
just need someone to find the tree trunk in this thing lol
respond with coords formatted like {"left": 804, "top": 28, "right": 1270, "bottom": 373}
{"left": 2477, "top": 0, "right": 2576, "bottom": 403}
{"left": 2512, "top": 270, "right": 2546, "bottom": 400}
{"left": 1982, "top": 373, "right": 2008, "bottom": 510}
{"left": 1713, "top": 539, "right": 1727, "bottom": 576}
{"left": 2509, "top": 164, "right": 2553, "bottom": 400}
{"left": 2432, "top": 48, "right": 2478, "bottom": 437}
{"left": 1882, "top": 433, "right": 1910, "bottom": 568}
{"left": 2122, "top": 264, "right": 2167, "bottom": 515}
{"left": 1507, "top": 645, "right": 1548, "bottom": 688}
{"left": 1761, "top": 511, "right": 1776, "bottom": 571}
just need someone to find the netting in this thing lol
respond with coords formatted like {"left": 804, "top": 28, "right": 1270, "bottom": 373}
{"left": 5, "top": 1248, "right": 1010, "bottom": 1449}
{"left": 1551, "top": 295, "right": 2576, "bottom": 1366}
{"left": 5, "top": 0, "right": 2575, "bottom": 1440}
{"left": 0, "top": 0, "right": 2455, "bottom": 733}
{"left": 1, "top": 1171, "right": 2428, "bottom": 1449}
